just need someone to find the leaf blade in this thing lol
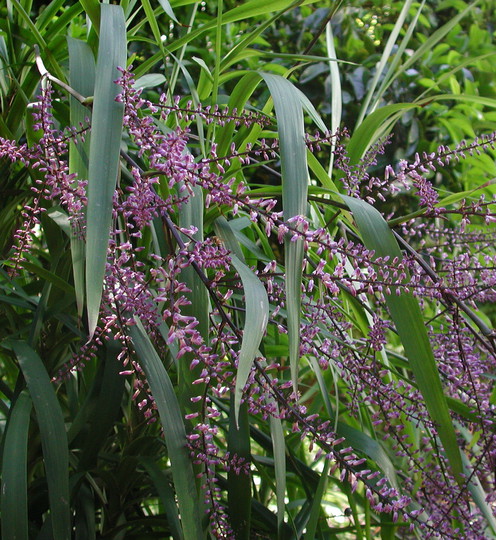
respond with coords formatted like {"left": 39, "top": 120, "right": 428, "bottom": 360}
{"left": 11, "top": 341, "right": 71, "bottom": 540}
{"left": 260, "top": 72, "right": 308, "bottom": 392}
{"left": 85, "top": 4, "right": 126, "bottom": 336}
{"left": 1, "top": 391, "right": 32, "bottom": 540}
{"left": 229, "top": 254, "right": 269, "bottom": 424}
{"left": 341, "top": 195, "right": 463, "bottom": 482}
{"left": 128, "top": 317, "right": 203, "bottom": 539}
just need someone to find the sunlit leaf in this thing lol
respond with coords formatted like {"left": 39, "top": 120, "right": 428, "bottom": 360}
{"left": 85, "top": 4, "right": 126, "bottom": 336}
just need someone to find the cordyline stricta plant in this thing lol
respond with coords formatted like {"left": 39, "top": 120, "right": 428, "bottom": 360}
{"left": 1, "top": 5, "right": 496, "bottom": 540}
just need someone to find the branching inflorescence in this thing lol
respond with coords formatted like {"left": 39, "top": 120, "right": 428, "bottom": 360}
{"left": 3, "top": 67, "right": 496, "bottom": 538}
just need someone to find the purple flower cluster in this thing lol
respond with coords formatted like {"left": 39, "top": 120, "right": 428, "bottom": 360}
{"left": 5, "top": 66, "right": 496, "bottom": 538}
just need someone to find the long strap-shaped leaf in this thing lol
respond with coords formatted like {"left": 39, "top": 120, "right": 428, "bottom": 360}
{"left": 230, "top": 254, "right": 269, "bottom": 425}
{"left": 68, "top": 37, "right": 95, "bottom": 318}
{"left": 86, "top": 4, "right": 126, "bottom": 336}
{"left": 1, "top": 390, "right": 32, "bottom": 540}
{"left": 11, "top": 341, "right": 71, "bottom": 540}
{"left": 215, "top": 216, "right": 269, "bottom": 425}
{"left": 128, "top": 317, "right": 203, "bottom": 539}
{"left": 260, "top": 72, "right": 308, "bottom": 393}
{"left": 341, "top": 195, "right": 463, "bottom": 483}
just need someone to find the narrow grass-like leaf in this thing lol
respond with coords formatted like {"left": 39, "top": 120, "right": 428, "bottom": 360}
{"left": 79, "top": 0, "right": 100, "bottom": 34}
{"left": 11, "top": 341, "right": 71, "bottom": 540}
{"left": 139, "top": 457, "right": 182, "bottom": 540}
{"left": 303, "top": 459, "right": 329, "bottom": 540}
{"left": 20, "top": 260, "right": 74, "bottom": 295}
{"left": 85, "top": 4, "right": 126, "bottom": 336}
{"left": 325, "top": 21, "right": 342, "bottom": 176}
{"left": 269, "top": 400, "right": 286, "bottom": 536}
{"left": 1, "top": 390, "right": 31, "bottom": 540}
{"left": 133, "top": 0, "right": 319, "bottom": 78}
{"left": 220, "top": 0, "right": 305, "bottom": 73}
{"left": 216, "top": 71, "right": 263, "bottom": 154}
{"left": 74, "top": 483, "right": 96, "bottom": 540}
{"left": 378, "top": 1, "right": 480, "bottom": 102}
{"left": 128, "top": 317, "right": 203, "bottom": 539}
{"left": 229, "top": 254, "right": 269, "bottom": 424}
{"left": 462, "top": 453, "right": 496, "bottom": 535}
{"left": 341, "top": 195, "right": 463, "bottom": 482}
{"left": 365, "top": 1, "right": 425, "bottom": 121}
{"left": 356, "top": 0, "right": 414, "bottom": 126}
{"left": 157, "top": 0, "right": 179, "bottom": 23}
{"left": 260, "top": 72, "right": 308, "bottom": 392}
{"left": 68, "top": 38, "right": 95, "bottom": 317}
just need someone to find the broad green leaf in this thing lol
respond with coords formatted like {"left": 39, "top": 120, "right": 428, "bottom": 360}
{"left": 341, "top": 195, "right": 463, "bottom": 482}
{"left": 86, "top": 4, "right": 126, "bottom": 336}
{"left": 128, "top": 317, "right": 203, "bottom": 539}
{"left": 1, "top": 390, "right": 31, "bottom": 540}
{"left": 260, "top": 72, "right": 308, "bottom": 392}
{"left": 20, "top": 260, "right": 75, "bottom": 295}
{"left": 229, "top": 254, "right": 269, "bottom": 424}
{"left": 347, "top": 103, "right": 420, "bottom": 165}
{"left": 68, "top": 37, "right": 95, "bottom": 317}
{"left": 214, "top": 216, "right": 245, "bottom": 261}
{"left": 11, "top": 341, "right": 71, "bottom": 540}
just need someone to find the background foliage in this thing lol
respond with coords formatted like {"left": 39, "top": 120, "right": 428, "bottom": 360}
{"left": 0, "top": 0, "right": 495, "bottom": 539}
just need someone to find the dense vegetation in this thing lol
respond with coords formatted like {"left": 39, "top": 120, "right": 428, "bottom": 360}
{"left": 1, "top": 1, "right": 495, "bottom": 538}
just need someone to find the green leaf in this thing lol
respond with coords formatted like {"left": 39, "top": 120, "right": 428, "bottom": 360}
{"left": 68, "top": 37, "right": 95, "bottom": 317}
{"left": 85, "top": 4, "right": 126, "bottom": 336}
{"left": 157, "top": 0, "right": 179, "bottom": 24}
{"left": 356, "top": 0, "right": 415, "bottom": 125}
{"left": 462, "top": 454, "right": 496, "bottom": 536}
{"left": 229, "top": 254, "right": 269, "bottom": 424}
{"left": 303, "top": 459, "right": 329, "bottom": 540}
{"left": 341, "top": 195, "right": 463, "bottom": 482}
{"left": 133, "top": 73, "right": 166, "bottom": 89}
{"left": 227, "top": 400, "right": 252, "bottom": 539}
{"left": 260, "top": 72, "right": 308, "bottom": 392}
{"left": 269, "top": 400, "right": 286, "bottom": 536}
{"left": 11, "top": 341, "right": 71, "bottom": 540}
{"left": 214, "top": 216, "right": 245, "bottom": 261}
{"left": 128, "top": 317, "right": 203, "bottom": 539}
{"left": 1, "top": 390, "right": 32, "bottom": 540}
{"left": 347, "top": 103, "right": 420, "bottom": 165}
{"left": 79, "top": 0, "right": 101, "bottom": 34}
{"left": 139, "top": 458, "right": 183, "bottom": 540}
{"left": 178, "top": 184, "right": 209, "bottom": 412}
